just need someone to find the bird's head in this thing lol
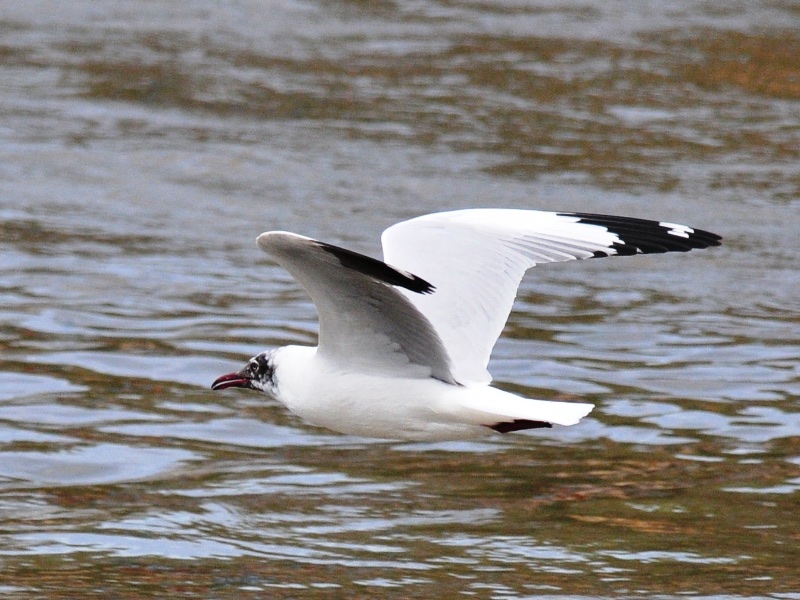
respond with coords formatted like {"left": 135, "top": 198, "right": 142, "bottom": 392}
{"left": 211, "top": 351, "right": 276, "bottom": 395}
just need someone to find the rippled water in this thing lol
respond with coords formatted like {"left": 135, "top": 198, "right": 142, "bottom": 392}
{"left": 1, "top": 1, "right": 799, "bottom": 598}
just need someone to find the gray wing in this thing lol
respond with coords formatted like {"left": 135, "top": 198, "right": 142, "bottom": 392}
{"left": 256, "top": 231, "right": 456, "bottom": 383}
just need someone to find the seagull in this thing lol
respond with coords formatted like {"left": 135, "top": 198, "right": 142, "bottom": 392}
{"left": 212, "top": 209, "right": 721, "bottom": 441}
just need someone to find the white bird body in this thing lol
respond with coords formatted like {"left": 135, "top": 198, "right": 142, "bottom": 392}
{"left": 268, "top": 345, "right": 591, "bottom": 440}
{"left": 212, "top": 208, "right": 721, "bottom": 441}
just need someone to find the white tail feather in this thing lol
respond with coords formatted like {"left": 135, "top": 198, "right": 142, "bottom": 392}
{"left": 448, "top": 386, "right": 594, "bottom": 427}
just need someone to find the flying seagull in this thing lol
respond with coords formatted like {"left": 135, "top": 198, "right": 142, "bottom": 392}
{"left": 212, "top": 209, "right": 721, "bottom": 441}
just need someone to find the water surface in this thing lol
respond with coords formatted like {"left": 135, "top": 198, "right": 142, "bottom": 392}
{"left": 1, "top": 1, "right": 799, "bottom": 598}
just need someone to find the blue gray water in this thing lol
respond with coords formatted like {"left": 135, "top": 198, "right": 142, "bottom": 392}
{"left": 1, "top": 1, "right": 798, "bottom": 597}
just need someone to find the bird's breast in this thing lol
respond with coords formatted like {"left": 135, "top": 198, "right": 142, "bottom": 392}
{"left": 273, "top": 349, "right": 487, "bottom": 440}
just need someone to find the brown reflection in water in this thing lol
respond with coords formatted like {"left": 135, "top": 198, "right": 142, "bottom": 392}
{"left": 2, "top": 438, "right": 799, "bottom": 597}
{"left": 676, "top": 30, "right": 800, "bottom": 100}
{"left": 51, "top": 27, "right": 798, "bottom": 195}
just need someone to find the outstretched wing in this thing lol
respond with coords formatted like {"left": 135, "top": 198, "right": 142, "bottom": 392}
{"left": 257, "top": 232, "right": 456, "bottom": 382}
{"left": 381, "top": 209, "right": 721, "bottom": 385}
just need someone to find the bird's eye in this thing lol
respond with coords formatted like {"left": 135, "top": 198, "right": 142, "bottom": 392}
{"left": 249, "top": 362, "right": 259, "bottom": 375}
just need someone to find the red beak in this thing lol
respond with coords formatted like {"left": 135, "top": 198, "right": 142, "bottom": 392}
{"left": 211, "top": 371, "right": 252, "bottom": 391}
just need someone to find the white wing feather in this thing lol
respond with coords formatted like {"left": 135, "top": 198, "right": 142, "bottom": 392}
{"left": 381, "top": 209, "right": 634, "bottom": 385}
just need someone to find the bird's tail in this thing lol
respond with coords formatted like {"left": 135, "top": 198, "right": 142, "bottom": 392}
{"left": 447, "top": 386, "right": 594, "bottom": 428}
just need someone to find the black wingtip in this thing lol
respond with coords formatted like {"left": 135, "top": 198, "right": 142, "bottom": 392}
{"left": 315, "top": 239, "right": 435, "bottom": 294}
{"left": 488, "top": 419, "right": 553, "bottom": 433}
{"left": 558, "top": 212, "right": 722, "bottom": 256}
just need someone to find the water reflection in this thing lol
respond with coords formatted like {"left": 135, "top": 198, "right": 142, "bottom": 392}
{"left": 1, "top": 443, "right": 198, "bottom": 486}
{"left": 0, "top": 373, "right": 85, "bottom": 400}
{"left": 1, "top": 0, "right": 799, "bottom": 597}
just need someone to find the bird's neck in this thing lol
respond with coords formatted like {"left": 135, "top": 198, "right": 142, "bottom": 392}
{"left": 270, "top": 344, "right": 318, "bottom": 405}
